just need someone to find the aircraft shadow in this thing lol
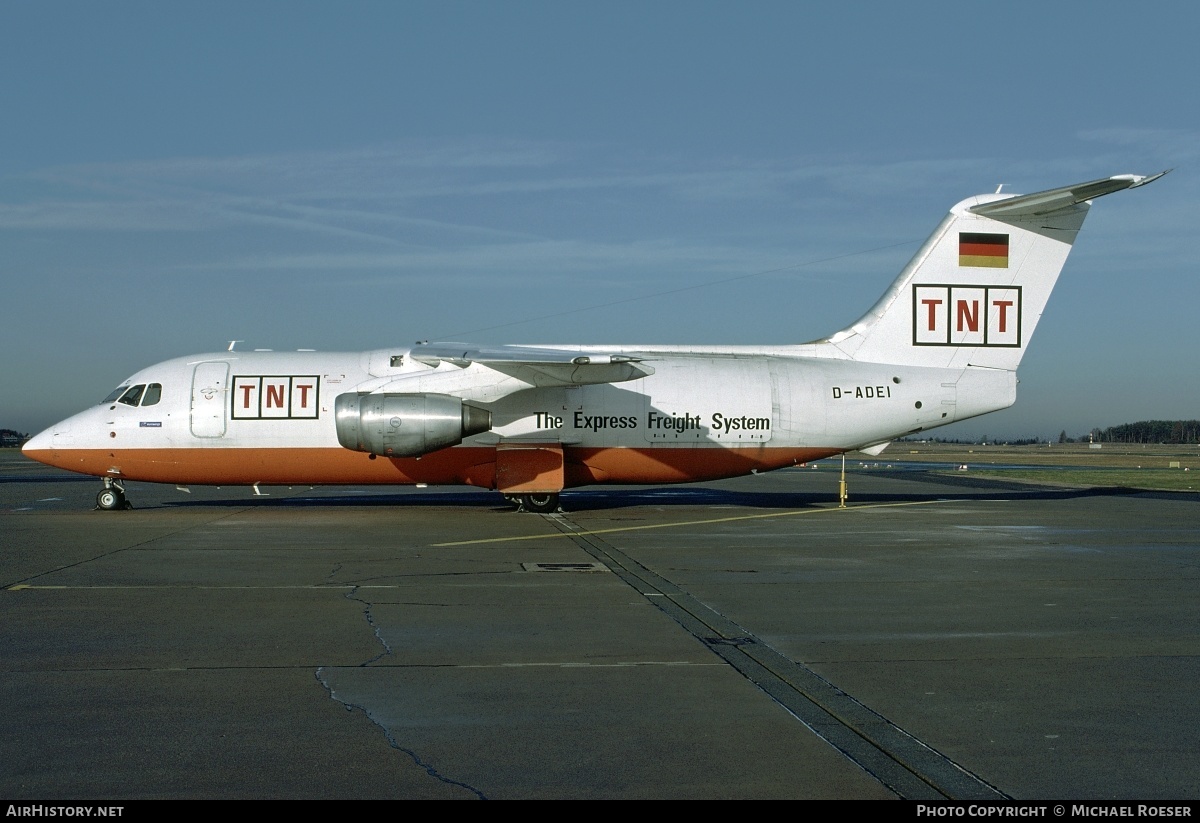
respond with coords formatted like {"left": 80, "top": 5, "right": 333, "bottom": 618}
{"left": 150, "top": 471, "right": 1196, "bottom": 511}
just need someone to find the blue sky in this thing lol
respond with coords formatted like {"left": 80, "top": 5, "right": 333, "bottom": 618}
{"left": 3, "top": 2, "right": 1197, "bottom": 440}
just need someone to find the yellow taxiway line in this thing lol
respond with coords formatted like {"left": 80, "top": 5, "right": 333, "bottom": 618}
{"left": 433, "top": 498, "right": 953, "bottom": 546}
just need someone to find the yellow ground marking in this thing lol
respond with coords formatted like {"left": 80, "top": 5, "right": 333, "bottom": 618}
{"left": 433, "top": 498, "right": 952, "bottom": 546}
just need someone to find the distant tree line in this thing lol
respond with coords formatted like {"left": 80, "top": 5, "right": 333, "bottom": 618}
{"left": 1093, "top": 420, "right": 1200, "bottom": 444}
{"left": 903, "top": 420, "right": 1200, "bottom": 446}
{"left": 898, "top": 435, "right": 1045, "bottom": 446}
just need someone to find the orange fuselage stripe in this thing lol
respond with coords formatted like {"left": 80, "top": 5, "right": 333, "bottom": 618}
{"left": 24, "top": 445, "right": 841, "bottom": 489}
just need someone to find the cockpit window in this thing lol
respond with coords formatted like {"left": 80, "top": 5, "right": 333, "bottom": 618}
{"left": 142, "top": 383, "right": 162, "bottom": 406}
{"left": 118, "top": 385, "right": 145, "bottom": 407}
{"left": 103, "top": 385, "right": 130, "bottom": 404}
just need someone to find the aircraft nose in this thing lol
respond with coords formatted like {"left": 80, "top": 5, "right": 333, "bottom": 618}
{"left": 22, "top": 427, "right": 52, "bottom": 454}
{"left": 21, "top": 422, "right": 66, "bottom": 466}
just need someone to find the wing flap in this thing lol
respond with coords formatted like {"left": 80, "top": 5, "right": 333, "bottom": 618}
{"left": 410, "top": 342, "right": 653, "bottom": 386}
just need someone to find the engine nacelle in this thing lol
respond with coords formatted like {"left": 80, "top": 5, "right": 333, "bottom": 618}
{"left": 334, "top": 392, "right": 492, "bottom": 457}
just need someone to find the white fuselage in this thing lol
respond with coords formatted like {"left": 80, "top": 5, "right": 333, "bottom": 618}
{"left": 23, "top": 344, "right": 1014, "bottom": 491}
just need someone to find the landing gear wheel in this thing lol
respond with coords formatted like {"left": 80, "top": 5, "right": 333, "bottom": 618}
{"left": 521, "top": 492, "right": 559, "bottom": 514}
{"left": 96, "top": 488, "right": 126, "bottom": 511}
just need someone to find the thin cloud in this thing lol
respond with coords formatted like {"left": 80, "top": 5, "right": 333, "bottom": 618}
{"left": 3, "top": 144, "right": 1012, "bottom": 237}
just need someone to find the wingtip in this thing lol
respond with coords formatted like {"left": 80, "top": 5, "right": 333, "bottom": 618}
{"left": 1128, "top": 169, "right": 1172, "bottom": 189}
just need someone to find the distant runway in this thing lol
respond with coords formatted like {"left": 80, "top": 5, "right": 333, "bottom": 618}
{"left": 3, "top": 455, "right": 1199, "bottom": 799}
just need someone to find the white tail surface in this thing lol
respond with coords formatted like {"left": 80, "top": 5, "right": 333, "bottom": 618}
{"left": 824, "top": 173, "right": 1167, "bottom": 371}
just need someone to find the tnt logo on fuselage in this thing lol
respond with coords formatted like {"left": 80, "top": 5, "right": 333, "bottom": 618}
{"left": 912, "top": 285, "right": 1022, "bottom": 348}
{"left": 231, "top": 376, "right": 320, "bottom": 419}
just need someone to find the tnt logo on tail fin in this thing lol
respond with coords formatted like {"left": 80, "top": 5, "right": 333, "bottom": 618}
{"left": 913, "top": 285, "right": 1021, "bottom": 347}
{"left": 822, "top": 172, "right": 1169, "bottom": 371}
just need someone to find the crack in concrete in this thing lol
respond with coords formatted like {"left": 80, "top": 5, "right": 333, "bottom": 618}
{"left": 312, "top": 579, "right": 488, "bottom": 798}
{"left": 315, "top": 666, "right": 487, "bottom": 800}
{"left": 342, "top": 584, "right": 392, "bottom": 665}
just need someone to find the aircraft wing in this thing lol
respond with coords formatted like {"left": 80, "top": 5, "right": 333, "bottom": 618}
{"left": 409, "top": 342, "right": 654, "bottom": 387}
{"left": 970, "top": 171, "right": 1170, "bottom": 218}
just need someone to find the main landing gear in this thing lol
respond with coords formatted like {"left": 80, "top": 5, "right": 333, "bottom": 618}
{"left": 504, "top": 492, "right": 561, "bottom": 513}
{"left": 96, "top": 478, "right": 131, "bottom": 511}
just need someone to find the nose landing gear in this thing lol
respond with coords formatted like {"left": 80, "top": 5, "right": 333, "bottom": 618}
{"left": 96, "top": 478, "right": 131, "bottom": 510}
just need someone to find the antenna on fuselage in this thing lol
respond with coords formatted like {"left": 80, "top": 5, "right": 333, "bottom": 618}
{"left": 227, "top": 340, "right": 242, "bottom": 352}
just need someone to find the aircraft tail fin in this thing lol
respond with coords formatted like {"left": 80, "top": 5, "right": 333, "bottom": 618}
{"left": 824, "top": 172, "right": 1168, "bottom": 370}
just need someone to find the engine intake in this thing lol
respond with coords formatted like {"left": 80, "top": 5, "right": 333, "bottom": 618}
{"left": 335, "top": 392, "right": 492, "bottom": 456}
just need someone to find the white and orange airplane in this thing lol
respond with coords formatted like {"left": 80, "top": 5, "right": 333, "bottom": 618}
{"left": 23, "top": 172, "right": 1167, "bottom": 511}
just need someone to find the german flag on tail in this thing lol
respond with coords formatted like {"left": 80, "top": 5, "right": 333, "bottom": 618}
{"left": 959, "top": 232, "right": 1008, "bottom": 268}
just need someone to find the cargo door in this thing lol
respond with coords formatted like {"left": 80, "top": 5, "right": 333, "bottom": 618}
{"left": 642, "top": 359, "right": 773, "bottom": 444}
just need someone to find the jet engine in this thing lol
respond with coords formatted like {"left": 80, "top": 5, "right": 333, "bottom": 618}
{"left": 334, "top": 392, "right": 492, "bottom": 457}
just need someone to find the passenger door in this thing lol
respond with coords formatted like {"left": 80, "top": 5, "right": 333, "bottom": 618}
{"left": 190, "top": 362, "right": 229, "bottom": 437}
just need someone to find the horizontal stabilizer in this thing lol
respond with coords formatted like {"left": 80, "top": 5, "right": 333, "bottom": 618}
{"left": 970, "top": 171, "right": 1170, "bottom": 218}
